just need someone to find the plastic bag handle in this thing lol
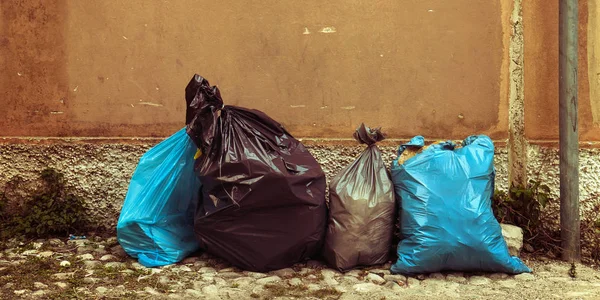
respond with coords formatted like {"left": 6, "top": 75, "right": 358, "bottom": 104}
{"left": 397, "top": 136, "right": 425, "bottom": 156}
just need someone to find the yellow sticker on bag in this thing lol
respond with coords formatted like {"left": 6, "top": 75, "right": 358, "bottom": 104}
{"left": 194, "top": 149, "right": 202, "bottom": 160}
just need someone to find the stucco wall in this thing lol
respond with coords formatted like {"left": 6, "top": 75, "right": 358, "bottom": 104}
{"left": 1, "top": 0, "right": 600, "bottom": 237}
{"left": 523, "top": 0, "right": 600, "bottom": 141}
{"left": 0, "top": 140, "right": 597, "bottom": 234}
{"left": 1, "top": 0, "right": 510, "bottom": 139}
{"left": 0, "top": 141, "right": 512, "bottom": 231}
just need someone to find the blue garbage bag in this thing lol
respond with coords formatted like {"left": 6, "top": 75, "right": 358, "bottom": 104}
{"left": 390, "top": 135, "right": 531, "bottom": 275}
{"left": 117, "top": 128, "right": 201, "bottom": 267}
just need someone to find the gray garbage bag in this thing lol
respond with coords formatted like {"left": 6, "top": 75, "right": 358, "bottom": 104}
{"left": 322, "top": 124, "right": 396, "bottom": 271}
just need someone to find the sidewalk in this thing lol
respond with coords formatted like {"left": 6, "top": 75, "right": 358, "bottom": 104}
{"left": 1, "top": 237, "right": 599, "bottom": 299}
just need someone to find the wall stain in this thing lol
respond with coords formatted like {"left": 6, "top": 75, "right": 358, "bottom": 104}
{"left": 0, "top": 0, "right": 69, "bottom": 136}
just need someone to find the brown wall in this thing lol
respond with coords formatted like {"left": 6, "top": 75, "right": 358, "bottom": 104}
{"left": 0, "top": 1, "right": 69, "bottom": 136}
{"left": 524, "top": 0, "right": 600, "bottom": 142}
{"left": 1, "top": 0, "right": 510, "bottom": 139}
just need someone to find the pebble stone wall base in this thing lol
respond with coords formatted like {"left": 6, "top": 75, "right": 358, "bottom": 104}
{"left": 0, "top": 142, "right": 598, "bottom": 233}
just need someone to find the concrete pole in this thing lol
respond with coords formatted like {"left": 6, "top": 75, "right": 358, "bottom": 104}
{"left": 559, "top": 0, "right": 581, "bottom": 262}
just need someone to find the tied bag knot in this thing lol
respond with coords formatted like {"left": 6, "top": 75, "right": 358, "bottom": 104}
{"left": 185, "top": 74, "right": 224, "bottom": 153}
{"left": 353, "top": 123, "right": 386, "bottom": 146}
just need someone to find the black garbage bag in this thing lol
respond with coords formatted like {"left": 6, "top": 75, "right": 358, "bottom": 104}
{"left": 322, "top": 124, "right": 396, "bottom": 271}
{"left": 185, "top": 74, "right": 327, "bottom": 272}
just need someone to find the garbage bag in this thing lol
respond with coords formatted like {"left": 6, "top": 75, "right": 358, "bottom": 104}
{"left": 390, "top": 135, "right": 531, "bottom": 275}
{"left": 322, "top": 124, "right": 395, "bottom": 271}
{"left": 117, "top": 128, "right": 201, "bottom": 267}
{"left": 186, "top": 74, "right": 327, "bottom": 272}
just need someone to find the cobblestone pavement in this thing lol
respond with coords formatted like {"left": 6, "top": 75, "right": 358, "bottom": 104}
{"left": 1, "top": 237, "right": 599, "bottom": 299}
